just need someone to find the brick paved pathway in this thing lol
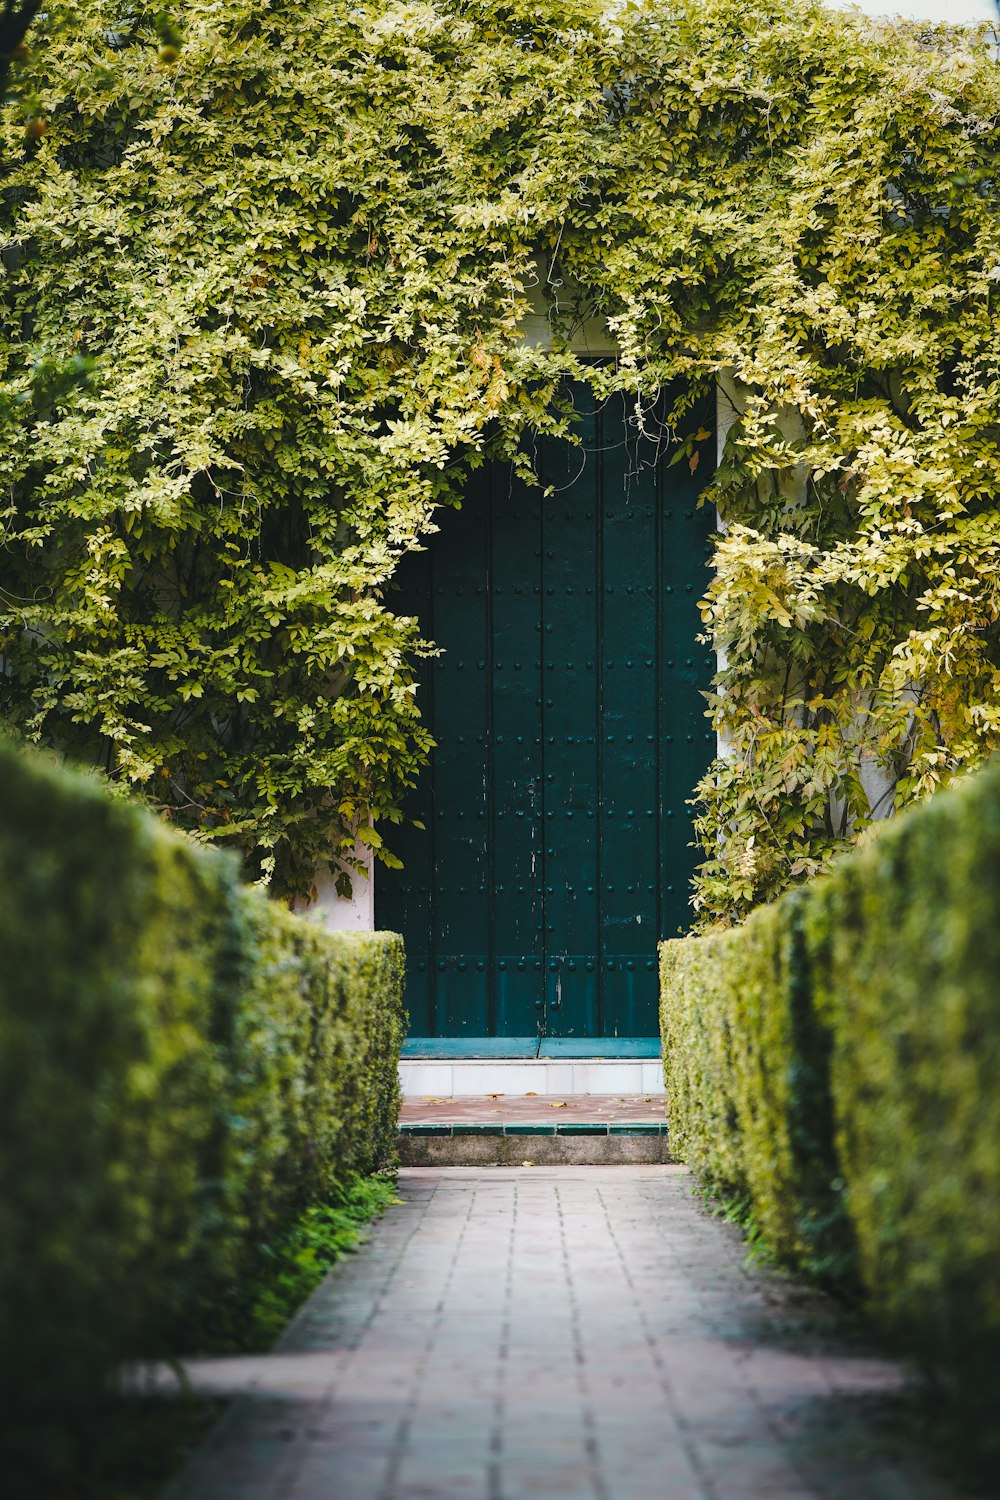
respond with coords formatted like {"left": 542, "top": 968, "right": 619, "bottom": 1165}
{"left": 165, "top": 1167, "right": 957, "bottom": 1500}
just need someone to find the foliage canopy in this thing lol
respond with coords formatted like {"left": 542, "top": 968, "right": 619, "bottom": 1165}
{"left": 1, "top": 0, "right": 999, "bottom": 914}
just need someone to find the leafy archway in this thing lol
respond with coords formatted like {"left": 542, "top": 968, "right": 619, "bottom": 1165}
{"left": 1, "top": 0, "right": 999, "bottom": 917}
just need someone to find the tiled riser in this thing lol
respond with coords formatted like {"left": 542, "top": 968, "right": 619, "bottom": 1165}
{"left": 399, "top": 1059, "right": 664, "bottom": 1096}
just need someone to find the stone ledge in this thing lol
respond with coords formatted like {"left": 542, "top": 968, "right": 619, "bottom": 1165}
{"left": 397, "top": 1132, "right": 675, "bottom": 1166}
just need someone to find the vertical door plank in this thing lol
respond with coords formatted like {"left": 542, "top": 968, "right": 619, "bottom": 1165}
{"left": 379, "top": 547, "right": 434, "bottom": 1034}
{"left": 489, "top": 462, "right": 546, "bottom": 1035}
{"left": 658, "top": 429, "right": 715, "bottom": 945}
{"left": 429, "top": 488, "right": 491, "bottom": 1034}
{"left": 540, "top": 386, "right": 600, "bottom": 1036}
{"left": 597, "top": 392, "right": 661, "bottom": 1035}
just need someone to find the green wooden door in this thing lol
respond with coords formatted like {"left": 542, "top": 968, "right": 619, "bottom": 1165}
{"left": 377, "top": 386, "right": 713, "bottom": 1038}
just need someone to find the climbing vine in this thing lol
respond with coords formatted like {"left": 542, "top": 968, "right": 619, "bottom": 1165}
{"left": 1, "top": 0, "right": 999, "bottom": 916}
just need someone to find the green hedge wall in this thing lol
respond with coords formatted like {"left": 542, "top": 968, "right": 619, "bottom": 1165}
{"left": 661, "top": 760, "right": 1000, "bottom": 1442}
{"left": 0, "top": 740, "right": 404, "bottom": 1413}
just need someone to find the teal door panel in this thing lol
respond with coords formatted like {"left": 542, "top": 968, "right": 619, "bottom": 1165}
{"left": 540, "top": 397, "right": 600, "bottom": 1035}
{"left": 490, "top": 464, "right": 546, "bottom": 1034}
{"left": 378, "top": 383, "right": 713, "bottom": 1038}
{"left": 387, "top": 530, "right": 434, "bottom": 1036}
{"left": 431, "top": 488, "right": 491, "bottom": 1033}
{"left": 598, "top": 408, "right": 661, "bottom": 1034}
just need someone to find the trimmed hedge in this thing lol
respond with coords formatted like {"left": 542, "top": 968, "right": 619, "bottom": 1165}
{"left": 0, "top": 739, "right": 404, "bottom": 1413}
{"left": 661, "top": 760, "right": 1000, "bottom": 1441}
{"left": 660, "top": 893, "right": 853, "bottom": 1287}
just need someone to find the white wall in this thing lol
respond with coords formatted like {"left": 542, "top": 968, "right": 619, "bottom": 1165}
{"left": 294, "top": 842, "right": 375, "bottom": 932}
{"left": 517, "top": 267, "right": 618, "bottom": 356}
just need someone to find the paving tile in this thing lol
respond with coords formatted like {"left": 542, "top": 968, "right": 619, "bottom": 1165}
{"left": 167, "top": 1167, "right": 963, "bottom": 1500}
{"left": 399, "top": 1094, "right": 666, "bottom": 1127}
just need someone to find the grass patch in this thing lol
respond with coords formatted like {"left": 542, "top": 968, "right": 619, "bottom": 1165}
{"left": 199, "top": 1171, "right": 400, "bottom": 1354}
{"left": 691, "top": 1179, "right": 776, "bottom": 1269}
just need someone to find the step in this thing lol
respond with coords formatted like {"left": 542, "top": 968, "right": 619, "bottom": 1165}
{"left": 400, "top": 1058, "right": 664, "bottom": 1096}
{"left": 397, "top": 1093, "right": 672, "bottom": 1166}
{"left": 397, "top": 1130, "right": 673, "bottom": 1165}
{"left": 399, "top": 1038, "right": 664, "bottom": 1097}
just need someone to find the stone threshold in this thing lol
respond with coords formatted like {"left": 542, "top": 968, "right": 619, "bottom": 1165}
{"left": 398, "top": 1091, "right": 669, "bottom": 1161}
{"left": 397, "top": 1124, "right": 674, "bottom": 1166}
